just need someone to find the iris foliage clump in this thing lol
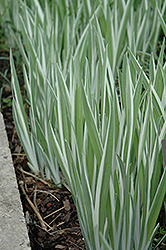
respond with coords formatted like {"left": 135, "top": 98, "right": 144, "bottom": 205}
{"left": 1, "top": 0, "right": 166, "bottom": 249}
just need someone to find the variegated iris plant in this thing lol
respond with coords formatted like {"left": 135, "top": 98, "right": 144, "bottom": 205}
{"left": 5, "top": 0, "right": 166, "bottom": 249}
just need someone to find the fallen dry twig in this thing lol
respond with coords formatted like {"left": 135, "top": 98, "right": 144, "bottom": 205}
{"left": 18, "top": 166, "right": 51, "bottom": 187}
{"left": 19, "top": 180, "right": 47, "bottom": 230}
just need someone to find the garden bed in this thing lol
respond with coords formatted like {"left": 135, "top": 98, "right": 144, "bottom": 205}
{"left": 1, "top": 59, "right": 166, "bottom": 250}
{"left": 1, "top": 1, "right": 166, "bottom": 249}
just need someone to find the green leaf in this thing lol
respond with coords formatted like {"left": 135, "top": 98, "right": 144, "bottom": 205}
{"left": 138, "top": 94, "right": 151, "bottom": 170}
{"left": 128, "top": 48, "right": 149, "bottom": 89}
{"left": 81, "top": 84, "right": 103, "bottom": 167}
{"left": 157, "top": 7, "right": 166, "bottom": 37}
{"left": 147, "top": 169, "right": 166, "bottom": 240}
